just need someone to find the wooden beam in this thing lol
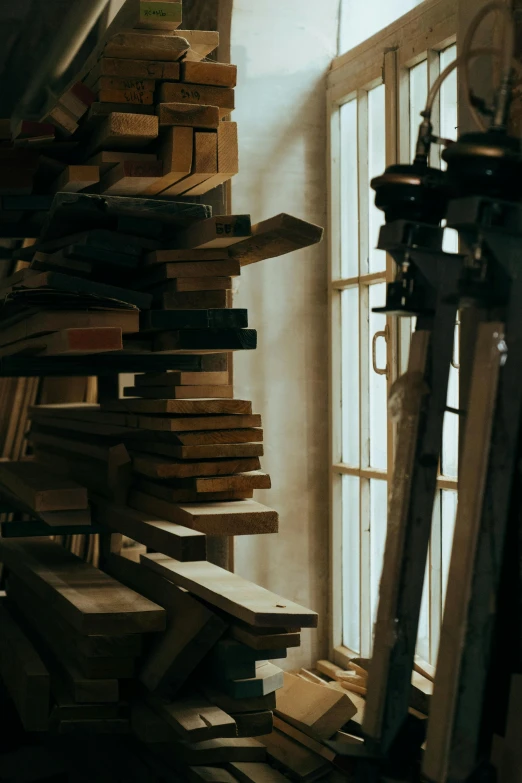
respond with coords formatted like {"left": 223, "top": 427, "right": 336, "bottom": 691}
{"left": 181, "top": 61, "right": 237, "bottom": 88}
{"left": 229, "top": 214, "right": 324, "bottom": 267}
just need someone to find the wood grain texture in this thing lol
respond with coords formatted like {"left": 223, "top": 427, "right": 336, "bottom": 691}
{"left": 0, "top": 461, "right": 88, "bottom": 513}
{"left": 157, "top": 102, "right": 220, "bottom": 129}
{"left": 275, "top": 672, "right": 356, "bottom": 740}
{"left": 141, "top": 554, "right": 319, "bottom": 627}
{"left": 181, "top": 61, "right": 237, "bottom": 88}
{"left": 85, "top": 58, "right": 181, "bottom": 85}
{"left": 229, "top": 214, "right": 324, "bottom": 267}
{"left": 143, "top": 126, "right": 193, "bottom": 196}
{"left": 0, "top": 537, "right": 166, "bottom": 635}
{"left": 183, "top": 123, "right": 238, "bottom": 196}
{"left": 104, "top": 32, "right": 189, "bottom": 61}
{"left": 131, "top": 453, "right": 261, "bottom": 479}
{"left": 102, "top": 398, "right": 252, "bottom": 415}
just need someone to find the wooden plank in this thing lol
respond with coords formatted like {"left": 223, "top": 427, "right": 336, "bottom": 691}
{"left": 133, "top": 483, "right": 252, "bottom": 504}
{"left": 208, "top": 639, "right": 286, "bottom": 681}
{"left": 183, "top": 122, "right": 238, "bottom": 196}
{"left": 258, "top": 730, "right": 330, "bottom": 782}
{"left": 96, "top": 88, "right": 155, "bottom": 105}
{"left": 273, "top": 717, "right": 335, "bottom": 762}
{"left": 423, "top": 322, "right": 506, "bottom": 783}
{"left": 142, "top": 126, "right": 193, "bottom": 196}
{"left": 132, "top": 469, "right": 269, "bottom": 491}
{"left": 229, "top": 214, "right": 324, "bottom": 267}
{"left": 0, "top": 596, "right": 49, "bottom": 731}
{"left": 129, "top": 493, "right": 278, "bottom": 536}
{"left": 187, "top": 769, "right": 238, "bottom": 783}
{"left": 157, "top": 102, "right": 220, "bottom": 129}
{"left": 99, "top": 160, "right": 163, "bottom": 195}
{"left": 52, "top": 165, "right": 100, "bottom": 193}
{"left": 145, "top": 249, "right": 229, "bottom": 265}
{"left": 6, "top": 579, "right": 121, "bottom": 702}
{"left": 105, "top": 553, "right": 226, "bottom": 693}
{"left": 0, "top": 461, "right": 88, "bottom": 512}
{"left": 154, "top": 277, "right": 234, "bottom": 293}
{"left": 85, "top": 58, "right": 181, "bottom": 85}
{"left": 30, "top": 251, "right": 93, "bottom": 276}
{"left": 170, "top": 30, "right": 220, "bottom": 62}
{"left": 146, "top": 693, "right": 237, "bottom": 741}
{"left": 60, "top": 82, "right": 95, "bottom": 120}
{"left": 135, "top": 370, "right": 230, "bottom": 385}
{"left": 0, "top": 327, "right": 123, "bottom": 359}
{"left": 129, "top": 442, "right": 262, "bottom": 460}
{"left": 92, "top": 498, "right": 207, "bottom": 561}
{"left": 85, "top": 112, "right": 159, "bottom": 155}
{"left": 227, "top": 763, "right": 287, "bottom": 783}
{"left": 104, "top": 32, "right": 190, "bottom": 61}
{"left": 274, "top": 672, "right": 357, "bottom": 740}
{"left": 176, "top": 215, "right": 252, "bottom": 250}
{"left": 125, "top": 385, "right": 234, "bottom": 399}
{"left": 133, "top": 428, "right": 264, "bottom": 446}
{"left": 102, "top": 398, "right": 252, "bottom": 415}
{"left": 95, "top": 76, "right": 156, "bottom": 91}
{"left": 153, "top": 329, "right": 257, "bottom": 353}
{"left": 131, "top": 453, "right": 261, "bottom": 479}
{"left": 0, "top": 537, "right": 166, "bottom": 635}
{"left": 159, "top": 83, "right": 234, "bottom": 117}
{"left": 229, "top": 624, "right": 301, "bottom": 651}
{"left": 201, "top": 682, "right": 277, "bottom": 715}
{"left": 163, "top": 738, "right": 266, "bottom": 766}
{"left": 216, "top": 663, "right": 284, "bottom": 700}
{"left": 87, "top": 150, "right": 158, "bottom": 175}
{"left": 181, "top": 61, "right": 237, "bottom": 88}
{"left": 141, "top": 554, "right": 319, "bottom": 628}
{"left": 142, "top": 259, "right": 240, "bottom": 283}
{"left": 233, "top": 713, "right": 274, "bottom": 740}
{"left": 84, "top": 101, "right": 154, "bottom": 123}
{"left": 133, "top": 414, "right": 262, "bottom": 433}
{"left": 162, "top": 130, "right": 218, "bottom": 196}
{"left": 0, "top": 311, "right": 139, "bottom": 349}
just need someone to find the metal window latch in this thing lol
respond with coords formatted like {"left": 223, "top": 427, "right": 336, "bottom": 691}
{"left": 372, "top": 325, "right": 389, "bottom": 378}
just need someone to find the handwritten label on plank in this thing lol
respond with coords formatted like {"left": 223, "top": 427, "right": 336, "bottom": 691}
{"left": 141, "top": 2, "right": 182, "bottom": 21}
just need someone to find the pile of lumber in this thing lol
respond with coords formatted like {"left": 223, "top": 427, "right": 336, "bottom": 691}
{"left": 0, "top": 535, "right": 321, "bottom": 781}
{"left": 0, "top": 0, "right": 239, "bottom": 235}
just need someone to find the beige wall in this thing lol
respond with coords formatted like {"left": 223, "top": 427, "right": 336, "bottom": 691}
{"left": 230, "top": 0, "right": 339, "bottom": 668}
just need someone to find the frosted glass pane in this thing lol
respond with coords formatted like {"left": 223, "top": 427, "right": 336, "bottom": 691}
{"left": 441, "top": 490, "right": 458, "bottom": 605}
{"left": 442, "top": 323, "right": 459, "bottom": 478}
{"left": 409, "top": 60, "right": 428, "bottom": 162}
{"left": 341, "top": 288, "right": 360, "bottom": 466}
{"left": 369, "top": 284, "right": 387, "bottom": 469}
{"left": 342, "top": 475, "right": 361, "bottom": 652}
{"left": 370, "top": 479, "right": 388, "bottom": 633}
{"left": 339, "top": 0, "right": 424, "bottom": 54}
{"left": 368, "top": 85, "right": 386, "bottom": 273}
{"left": 340, "top": 100, "right": 359, "bottom": 279}
{"left": 440, "top": 45, "right": 458, "bottom": 169}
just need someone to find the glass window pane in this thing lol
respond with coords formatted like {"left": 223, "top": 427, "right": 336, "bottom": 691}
{"left": 370, "top": 479, "right": 388, "bottom": 634}
{"left": 368, "top": 85, "right": 386, "bottom": 273}
{"left": 441, "top": 489, "right": 458, "bottom": 605}
{"left": 442, "top": 322, "right": 459, "bottom": 478}
{"left": 369, "top": 283, "right": 387, "bottom": 469}
{"left": 409, "top": 60, "right": 428, "bottom": 162}
{"left": 340, "top": 100, "right": 359, "bottom": 279}
{"left": 342, "top": 288, "right": 360, "bottom": 466}
{"left": 342, "top": 475, "right": 361, "bottom": 652}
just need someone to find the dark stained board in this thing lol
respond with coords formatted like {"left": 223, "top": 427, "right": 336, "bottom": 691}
{"left": 139, "top": 309, "right": 248, "bottom": 331}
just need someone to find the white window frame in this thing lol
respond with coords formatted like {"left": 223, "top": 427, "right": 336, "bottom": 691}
{"left": 328, "top": 0, "right": 458, "bottom": 668}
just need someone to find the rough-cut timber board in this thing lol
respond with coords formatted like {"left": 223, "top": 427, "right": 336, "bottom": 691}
{"left": 133, "top": 481, "right": 252, "bottom": 503}
{"left": 142, "top": 125, "right": 193, "bottom": 196}
{"left": 183, "top": 122, "right": 238, "bottom": 196}
{"left": 131, "top": 452, "right": 261, "bottom": 479}
{"left": 93, "top": 499, "right": 206, "bottom": 561}
{"left": 209, "top": 639, "right": 286, "bottom": 681}
{"left": 104, "top": 32, "right": 189, "bottom": 61}
{"left": 161, "top": 129, "right": 217, "bottom": 196}
{"left": 102, "top": 398, "right": 252, "bottom": 415}
{"left": 154, "top": 276, "right": 233, "bottom": 292}
{"left": 153, "top": 329, "right": 257, "bottom": 353}
{"left": 162, "top": 738, "right": 266, "bottom": 766}
{"left": 229, "top": 214, "right": 324, "bottom": 267}
{"left": 125, "top": 385, "right": 234, "bottom": 399}
{"left": 87, "top": 150, "right": 158, "bottom": 175}
{"left": 129, "top": 493, "right": 278, "bottom": 536}
{"left": 217, "top": 662, "right": 284, "bottom": 700}
{"left": 85, "top": 112, "right": 159, "bottom": 156}
{"left": 99, "top": 160, "right": 163, "bottom": 195}
{"left": 147, "top": 693, "right": 237, "bottom": 742}
{"left": 186, "top": 769, "right": 238, "bottom": 783}
{"left": 227, "top": 763, "right": 288, "bottom": 783}
{"left": 0, "top": 596, "right": 49, "bottom": 731}
{"left": 141, "top": 554, "right": 319, "bottom": 628}
{"left": 133, "top": 414, "right": 262, "bottom": 433}
{"left": 167, "top": 30, "right": 219, "bottom": 61}
{"left": 275, "top": 672, "right": 356, "bottom": 741}
{"left": 258, "top": 730, "right": 330, "bottom": 782}
{"left": 51, "top": 165, "right": 99, "bottom": 193}
{"left": 157, "top": 102, "right": 220, "bottom": 129}
{"left": 105, "top": 553, "right": 226, "bottom": 693}
{"left": 135, "top": 428, "right": 264, "bottom": 446}
{"left": 95, "top": 87, "right": 154, "bottom": 108}
{"left": 0, "top": 310, "right": 139, "bottom": 347}
{"left": 132, "top": 442, "right": 263, "bottom": 460}
{"left": 230, "top": 624, "right": 301, "bottom": 651}
{"left": 0, "top": 461, "right": 88, "bottom": 513}
{"left": 176, "top": 215, "right": 251, "bottom": 250}
{"left": 0, "top": 537, "right": 166, "bottom": 635}
{"left": 135, "top": 371, "right": 230, "bottom": 386}
{"left": 201, "top": 683, "right": 276, "bottom": 715}
{"left": 159, "top": 83, "right": 234, "bottom": 117}
{"left": 85, "top": 58, "right": 181, "bottom": 86}
{"left": 95, "top": 76, "right": 156, "bottom": 91}
{"left": 233, "top": 713, "right": 274, "bottom": 740}
{"left": 181, "top": 61, "right": 237, "bottom": 88}
{"left": 141, "top": 259, "right": 241, "bottom": 283}
{"left": 146, "top": 249, "right": 229, "bottom": 265}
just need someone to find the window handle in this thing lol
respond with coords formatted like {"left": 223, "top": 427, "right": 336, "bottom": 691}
{"left": 372, "top": 326, "right": 389, "bottom": 378}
